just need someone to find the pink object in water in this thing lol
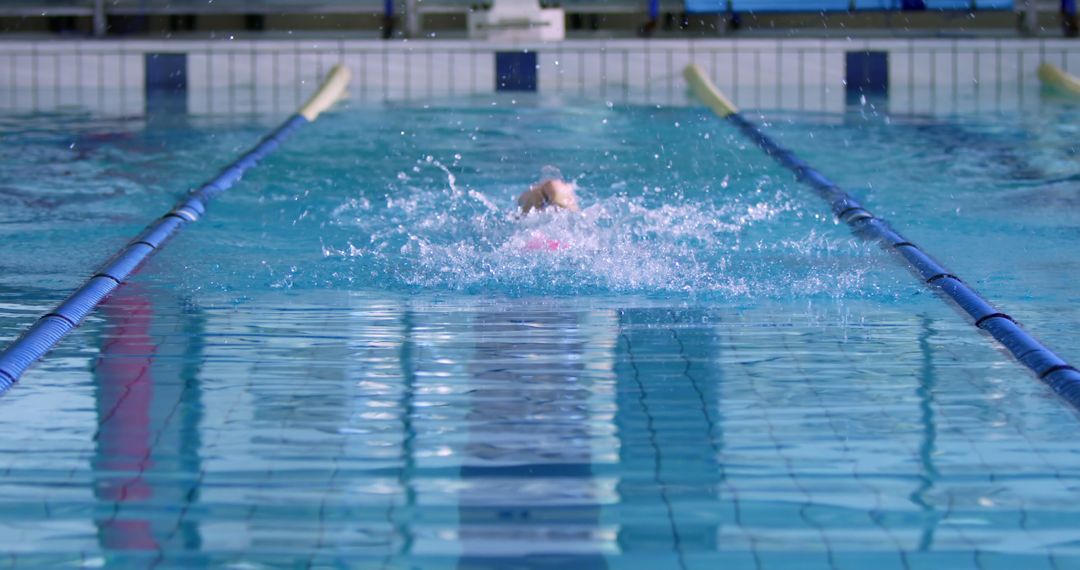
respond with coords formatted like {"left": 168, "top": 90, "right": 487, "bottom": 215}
{"left": 525, "top": 233, "right": 568, "bottom": 251}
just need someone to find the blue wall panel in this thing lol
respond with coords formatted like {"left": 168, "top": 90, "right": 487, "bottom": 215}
{"left": 857, "top": 0, "right": 900, "bottom": 8}
{"left": 145, "top": 53, "right": 187, "bottom": 92}
{"left": 685, "top": 0, "right": 724, "bottom": 12}
{"left": 686, "top": 0, "right": 1010, "bottom": 13}
{"left": 144, "top": 52, "right": 187, "bottom": 115}
{"left": 922, "top": 0, "right": 1012, "bottom": 7}
{"left": 846, "top": 51, "right": 889, "bottom": 96}
{"left": 735, "top": 0, "right": 850, "bottom": 10}
{"left": 495, "top": 52, "right": 537, "bottom": 92}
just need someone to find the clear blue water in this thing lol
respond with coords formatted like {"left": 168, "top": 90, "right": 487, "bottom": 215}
{"left": 1, "top": 93, "right": 1080, "bottom": 568}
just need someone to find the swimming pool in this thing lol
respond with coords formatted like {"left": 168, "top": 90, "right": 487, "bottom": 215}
{"left": 2, "top": 89, "right": 1080, "bottom": 568}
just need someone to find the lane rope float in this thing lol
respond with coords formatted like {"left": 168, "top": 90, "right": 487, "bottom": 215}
{"left": 1037, "top": 63, "right": 1080, "bottom": 96}
{"left": 683, "top": 63, "right": 1080, "bottom": 411}
{"left": 0, "top": 65, "right": 352, "bottom": 393}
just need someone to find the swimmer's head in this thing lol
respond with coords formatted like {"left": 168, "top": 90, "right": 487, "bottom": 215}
{"left": 542, "top": 179, "right": 579, "bottom": 211}
{"left": 518, "top": 178, "right": 580, "bottom": 214}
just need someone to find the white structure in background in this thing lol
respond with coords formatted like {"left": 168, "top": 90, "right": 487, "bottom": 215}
{"left": 1017, "top": 0, "right": 1068, "bottom": 35}
{"left": 467, "top": 0, "right": 565, "bottom": 41}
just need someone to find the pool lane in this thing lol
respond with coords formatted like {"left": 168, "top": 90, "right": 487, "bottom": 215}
{"left": 684, "top": 63, "right": 1080, "bottom": 413}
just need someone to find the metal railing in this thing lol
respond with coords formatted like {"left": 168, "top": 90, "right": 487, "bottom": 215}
{"left": 0, "top": 0, "right": 1026, "bottom": 38}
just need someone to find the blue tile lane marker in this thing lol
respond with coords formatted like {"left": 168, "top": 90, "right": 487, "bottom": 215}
{"left": 145, "top": 52, "right": 189, "bottom": 115}
{"left": 495, "top": 52, "right": 538, "bottom": 92}
{"left": 0, "top": 65, "right": 351, "bottom": 393}
{"left": 683, "top": 63, "right": 1080, "bottom": 412}
{"left": 145, "top": 53, "right": 188, "bottom": 92}
{"left": 845, "top": 50, "right": 889, "bottom": 98}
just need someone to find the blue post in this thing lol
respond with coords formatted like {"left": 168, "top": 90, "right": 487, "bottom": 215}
{"left": 383, "top": 0, "right": 395, "bottom": 38}
{"left": 1066, "top": 0, "right": 1078, "bottom": 36}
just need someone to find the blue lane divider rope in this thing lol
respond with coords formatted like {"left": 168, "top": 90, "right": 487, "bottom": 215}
{"left": 0, "top": 65, "right": 350, "bottom": 393}
{"left": 684, "top": 64, "right": 1080, "bottom": 411}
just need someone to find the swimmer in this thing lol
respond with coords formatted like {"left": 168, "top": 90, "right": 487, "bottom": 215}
{"left": 517, "top": 178, "right": 580, "bottom": 215}
{"left": 516, "top": 173, "right": 579, "bottom": 251}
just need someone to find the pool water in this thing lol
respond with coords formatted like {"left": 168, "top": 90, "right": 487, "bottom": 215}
{"left": 1, "top": 94, "right": 1080, "bottom": 569}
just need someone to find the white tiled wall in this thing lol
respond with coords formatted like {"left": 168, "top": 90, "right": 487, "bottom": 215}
{"left": 0, "top": 38, "right": 1075, "bottom": 116}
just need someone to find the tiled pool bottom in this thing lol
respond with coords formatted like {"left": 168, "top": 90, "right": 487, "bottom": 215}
{"left": 2, "top": 288, "right": 1078, "bottom": 569}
